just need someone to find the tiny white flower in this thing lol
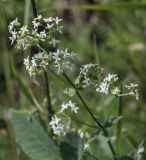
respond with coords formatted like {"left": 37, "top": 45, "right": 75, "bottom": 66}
{"left": 24, "top": 56, "right": 38, "bottom": 76}
{"left": 84, "top": 143, "right": 90, "bottom": 150}
{"left": 20, "top": 25, "right": 29, "bottom": 34}
{"left": 68, "top": 100, "right": 79, "bottom": 113}
{"left": 8, "top": 18, "right": 19, "bottom": 33}
{"left": 31, "top": 59, "right": 37, "bottom": 67}
{"left": 32, "top": 20, "right": 40, "bottom": 29}
{"left": 96, "top": 82, "right": 109, "bottom": 94}
{"left": 45, "top": 23, "right": 54, "bottom": 29}
{"left": 9, "top": 31, "right": 17, "bottom": 44}
{"left": 24, "top": 56, "right": 30, "bottom": 65}
{"left": 125, "top": 83, "right": 138, "bottom": 89}
{"left": 82, "top": 77, "right": 93, "bottom": 88}
{"left": 125, "top": 83, "right": 139, "bottom": 100}
{"left": 60, "top": 102, "right": 69, "bottom": 112}
{"left": 111, "top": 87, "right": 120, "bottom": 95}
{"left": 43, "top": 17, "right": 53, "bottom": 22}
{"left": 34, "top": 14, "right": 42, "bottom": 20}
{"left": 104, "top": 74, "right": 118, "bottom": 82}
{"left": 77, "top": 63, "right": 101, "bottom": 88}
{"left": 49, "top": 38, "right": 60, "bottom": 47}
{"left": 49, "top": 115, "right": 70, "bottom": 136}
{"left": 27, "top": 66, "right": 35, "bottom": 76}
{"left": 57, "top": 25, "right": 63, "bottom": 33}
{"left": 53, "top": 17, "right": 62, "bottom": 25}
{"left": 78, "top": 129, "right": 84, "bottom": 138}
{"left": 62, "top": 49, "right": 76, "bottom": 59}
{"left": 60, "top": 100, "right": 79, "bottom": 113}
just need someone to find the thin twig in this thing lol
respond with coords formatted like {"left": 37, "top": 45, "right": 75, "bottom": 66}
{"left": 72, "top": 117, "right": 98, "bottom": 129}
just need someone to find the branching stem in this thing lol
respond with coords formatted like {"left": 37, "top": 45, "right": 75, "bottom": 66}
{"left": 62, "top": 72, "right": 117, "bottom": 159}
{"left": 30, "top": 0, "right": 116, "bottom": 158}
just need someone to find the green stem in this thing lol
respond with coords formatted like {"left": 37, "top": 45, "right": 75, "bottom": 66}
{"left": 72, "top": 118, "right": 98, "bottom": 129}
{"left": 44, "top": 70, "right": 53, "bottom": 120}
{"left": 63, "top": 72, "right": 104, "bottom": 129}
{"left": 116, "top": 84, "right": 123, "bottom": 156}
{"left": 24, "top": 0, "right": 31, "bottom": 25}
{"left": 31, "top": 0, "right": 53, "bottom": 120}
{"left": 31, "top": 0, "right": 38, "bottom": 18}
{"left": 62, "top": 72, "right": 117, "bottom": 159}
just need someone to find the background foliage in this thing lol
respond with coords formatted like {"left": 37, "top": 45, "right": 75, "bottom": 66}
{"left": 0, "top": 0, "right": 146, "bottom": 160}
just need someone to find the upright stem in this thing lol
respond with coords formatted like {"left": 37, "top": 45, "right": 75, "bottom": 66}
{"left": 31, "top": 0, "right": 53, "bottom": 120}
{"left": 116, "top": 84, "right": 123, "bottom": 156}
{"left": 62, "top": 72, "right": 117, "bottom": 159}
{"left": 24, "top": 0, "right": 31, "bottom": 25}
{"left": 31, "top": 0, "right": 38, "bottom": 18}
{"left": 44, "top": 70, "right": 53, "bottom": 120}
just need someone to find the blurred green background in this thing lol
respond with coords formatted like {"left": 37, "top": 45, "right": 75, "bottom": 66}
{"left": 1, "top": 0, "right": 146, "bottom": 159}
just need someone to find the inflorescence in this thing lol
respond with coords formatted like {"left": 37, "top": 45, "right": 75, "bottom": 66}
{"left": 8, "top": 15, "right": 75, "bottom": 76}
{"left": 8, "top": 15, "right": 139, "bottom": 136}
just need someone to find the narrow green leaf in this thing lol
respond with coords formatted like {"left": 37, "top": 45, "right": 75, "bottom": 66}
{"left": 11, "top": 110, "right": 62, "bottom": 160}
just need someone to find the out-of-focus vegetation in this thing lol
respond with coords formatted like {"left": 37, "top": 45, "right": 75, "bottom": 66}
{"left": 1, "top": 0, "right": 146, "bottom": 160}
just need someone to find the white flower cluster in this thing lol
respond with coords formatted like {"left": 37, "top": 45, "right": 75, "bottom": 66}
{"left": 96, "top": 74, "right": 119, "bottom": 95}
{"left": 8, "top": 18, "right": 20, "bottom": 44}
{"left": 8, "top": 15, "right": 62, "bottom": 50}
{"left": 125, "top": 83, "right": 139, "bottom": 100}
{"left": 24, "top": 52, "right": 50, "bottom": 76}
{"left": 60, "top": 100, "right": 79, "bottom": 113}
{"left": 77, "top": 64, "right": 139, "bottom": 100}
{"left": 77, "top": 63, "right": 103, "bottom": 88}
{"left": 49, "top": 116, "right": 70, "bottom": 136}
{"left": 32, "top": 15, "right": 62, "bottom": 33}
{"left": 49, "top": 100, "right": 79, "bottom": 136}
{"left": 50, "top": 49, "right": 76, "bottom": 74}
{"left": 96, "top": 74, "right": 139, "bottom": 100}
{"left": 8, "top": 15, "right": 76, "bottom": 77}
